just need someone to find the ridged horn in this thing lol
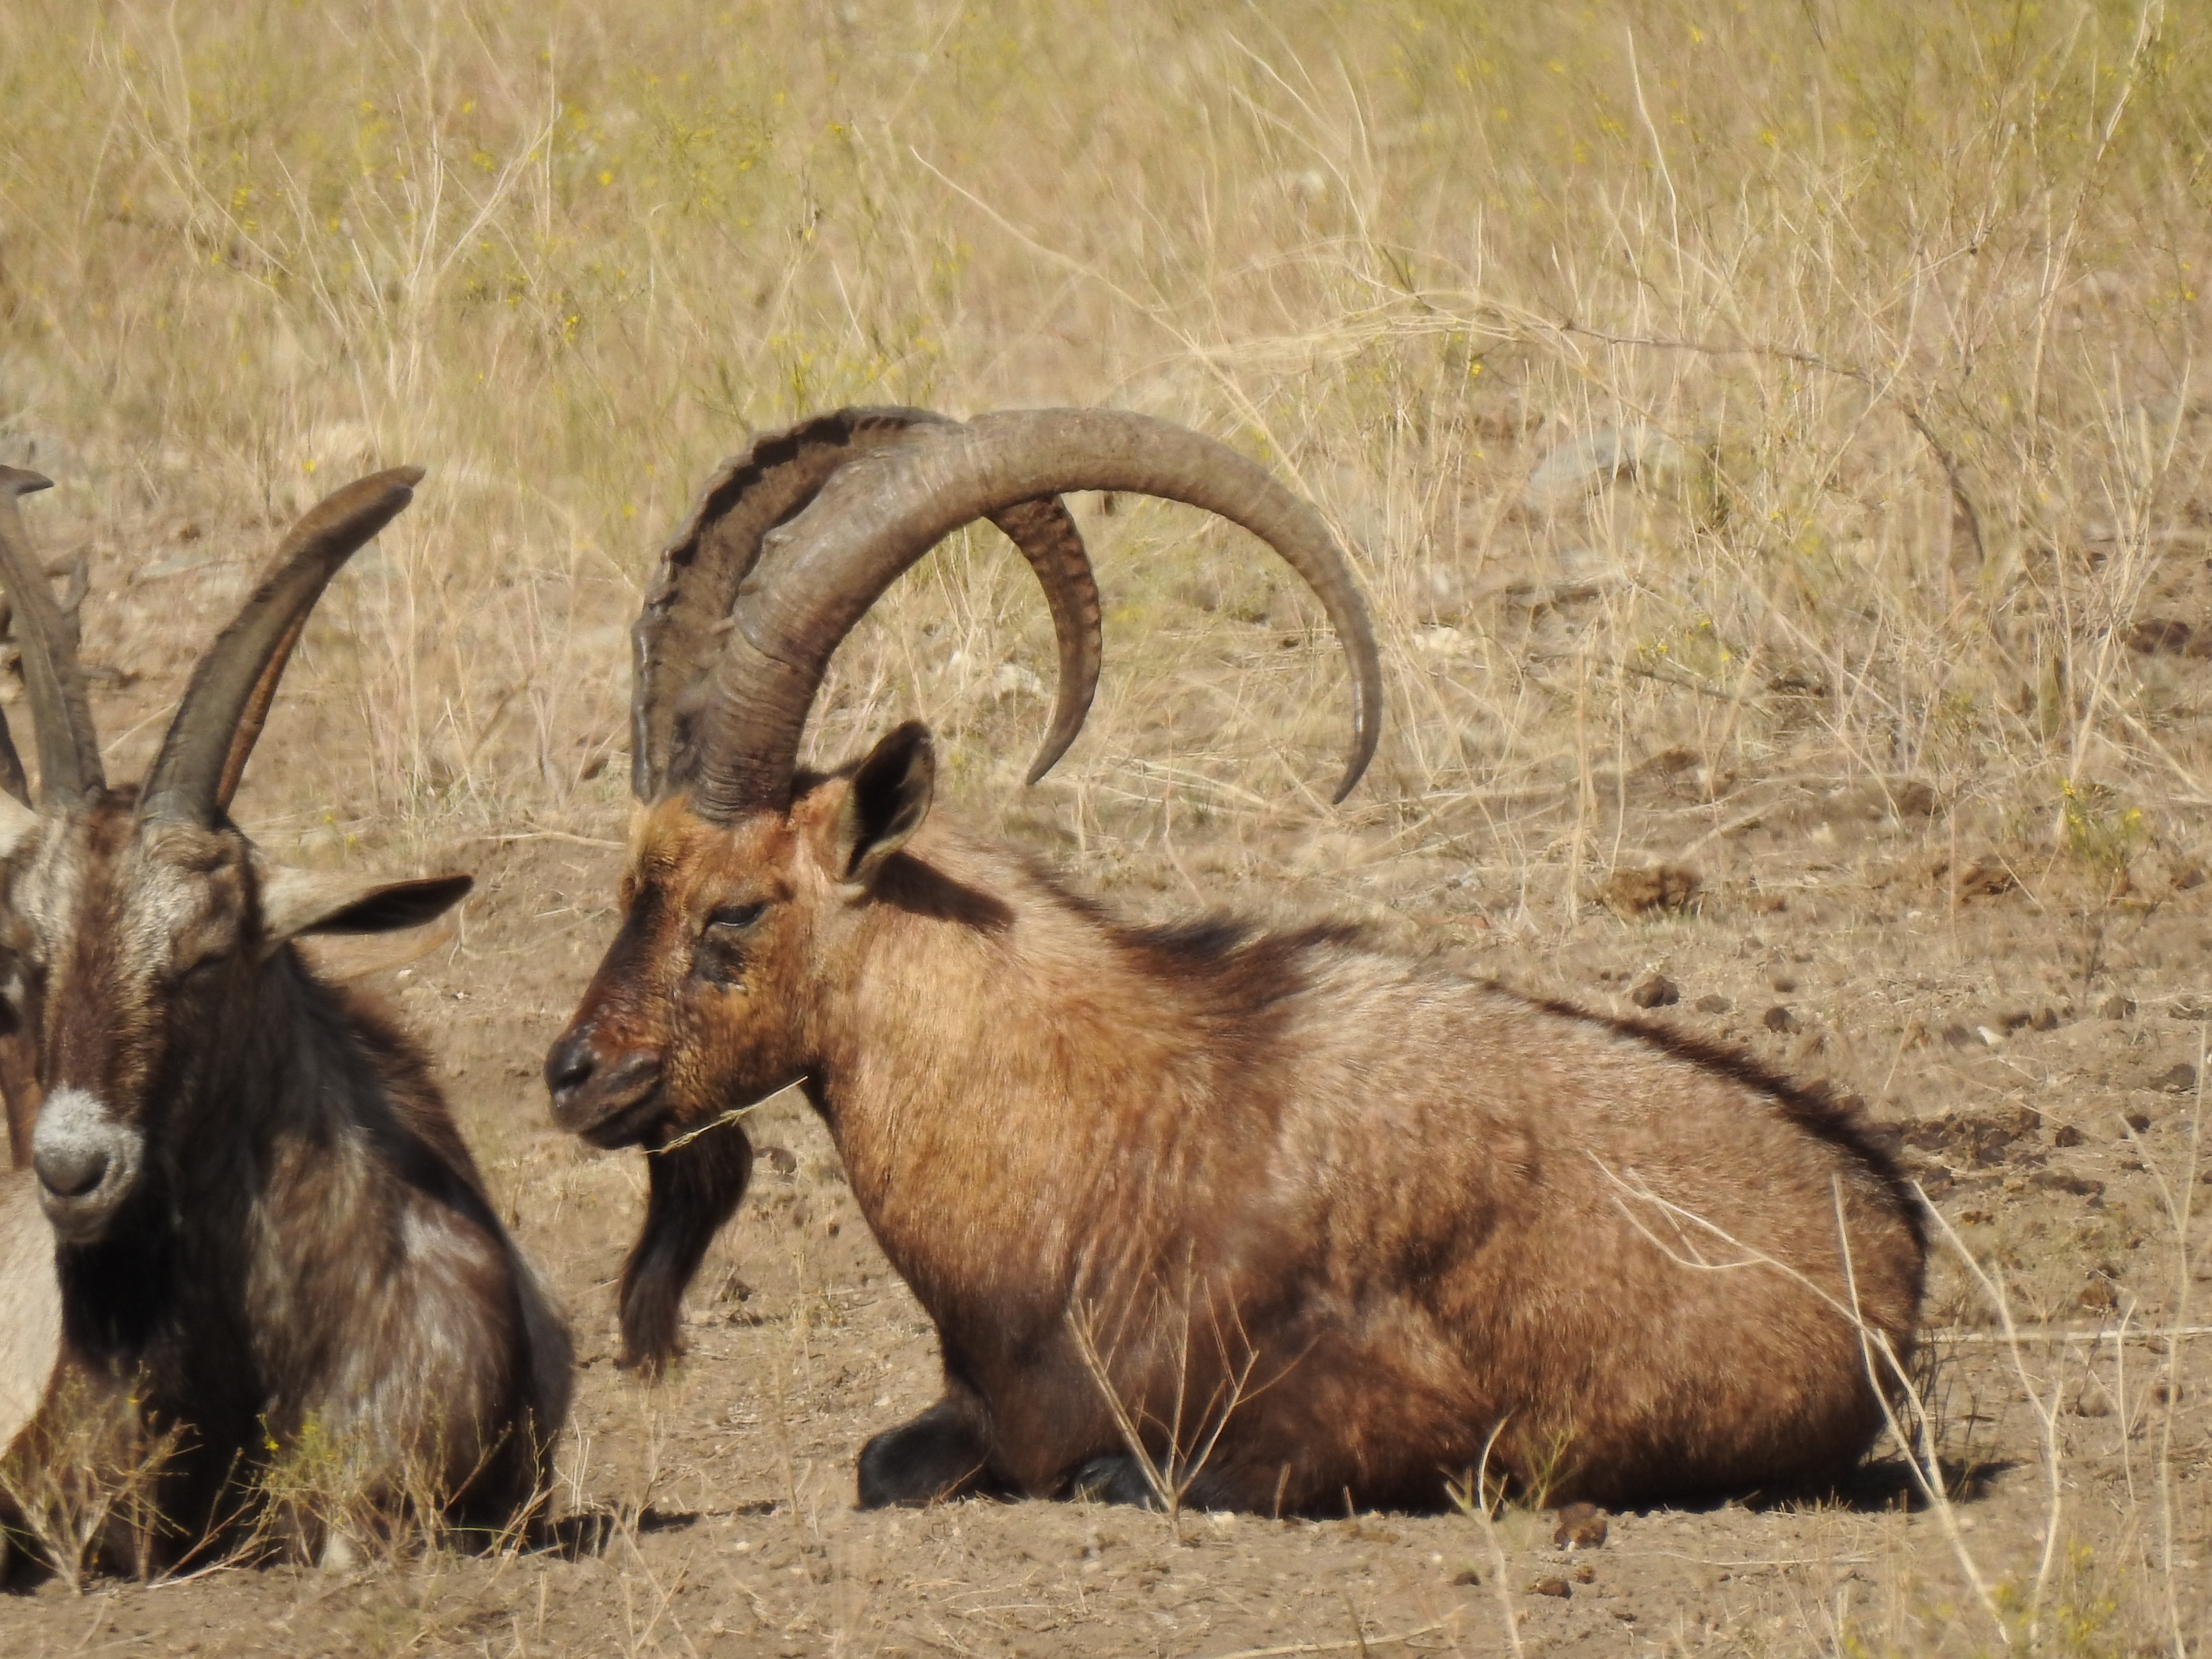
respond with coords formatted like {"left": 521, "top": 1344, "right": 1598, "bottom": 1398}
{"left": 0, "top": 467, "right": 104, "bottom": 807}
{"left": 214, "top": 609, "right": 309, "bottom": 814}
{"left": 141, "top": 467, "right": 422, "bottom": 826}
{"left": 684, "top": 409, "right": 1383, "bottom": 820}
{"left": 635, "top": 407, "right": 1101, "bottom": 800}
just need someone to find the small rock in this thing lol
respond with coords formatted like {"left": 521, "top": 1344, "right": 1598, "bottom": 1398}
{"left": 1597, "top": 865, "right": 1700, "bottom": 919}
{"left": 1629, "top": 974, "right": 1679, "bottom": 1010}
{"left": 1529, "top": 1575, "right": 1571, "bottom": 1598}
{"left": 1770, "top": 974, "right": 1798, "bottom": 994}
{"left": 2125, "top": 1109, "right": 2153, "bottom": 1133}
{"left": 2031, "top": 1006, "right": 2062, "bottom": 1032}
{"left": 2053, "top": 1124, "right": 2084, "bottom": 1148}
{"left": 1521, "top": 422, "right": 1697, "bottom": 514}
{"left": 992, "top": 661, "right": 1045, "bottom": 698}
{"left": 757, "top": 1144, "right": 801, "bottom": 1176}
{"left": 1764, "top": 1005, "right": 1800, "bottom": 1034}
{"left": 2061, "top": 1380, "right": 2115, "bottom": 1416}
{"left": 1573, "top": 1563, "right": 1597, "bottom": 1584}
{"left": 2156, "top": 1065, "right": 2197, "bottom": 1094}
{"left": 1450, "top": 1567, "right": 1481, "bottom": 1587}
{"left": 1950, "top": 855, "right": 2018, "bottom": 900}
{"left": 2100, "top": 995, "right": 2137, "bottom": 1021}
{"left": 2128, "top": 618, "right": 2194, "bottom": 655}
{"left": 1694, "top": 993, "right": 1731, "bottom": 1014}
{"left": 2032, "top": 1170, "right": 2106, "bottom": 1199}
{"left": 1551, "top": 1502, "right": 1608, "bottom": 1550}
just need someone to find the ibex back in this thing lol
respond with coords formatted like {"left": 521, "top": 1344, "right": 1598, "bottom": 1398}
{"left": 547, "top": 408, "right": 1923, "bottom": 1511}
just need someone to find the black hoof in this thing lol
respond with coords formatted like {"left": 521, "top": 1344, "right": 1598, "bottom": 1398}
{"left": 856, "top": 1398, "right": 993, "bottom": 1508}
{"left": 1068, "top": 1454, "right": 1164, "bottom": 1509}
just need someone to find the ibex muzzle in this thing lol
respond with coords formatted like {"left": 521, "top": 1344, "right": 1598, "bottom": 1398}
{"left": 29, "top": 1088, "right": 139, "bottom": 1242}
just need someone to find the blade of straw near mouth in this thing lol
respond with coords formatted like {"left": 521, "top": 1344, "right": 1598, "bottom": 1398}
{"left": 686, "top": 409, "right": 1382, "bottom": 819}
{"left": 0, "top": 467, "right": 102, "bottom": 807}
{"left": 141, "top": 466, "right": 423, "bottom": 826}
{"left": 636, "top": 408, "right": 1102, "bottom": 800}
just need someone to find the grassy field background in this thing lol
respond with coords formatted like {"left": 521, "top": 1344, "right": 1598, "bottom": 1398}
{"left": 6, "top": 0, "right": 2204, "bottom": 848}
{"left": 4, "top": 1, "right": 2212, "bottom": 1653}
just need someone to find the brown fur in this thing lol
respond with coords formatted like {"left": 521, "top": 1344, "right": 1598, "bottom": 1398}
{"left": 1, "top": 792, "right": 570, "bottom": 1559}
{"left": 550, "top": 733, "right": 1924, "bottom": 1512}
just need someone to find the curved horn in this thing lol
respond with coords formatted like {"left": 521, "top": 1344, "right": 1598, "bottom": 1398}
{"left": 0, "top": 468, "right": 104, "bottom": 807}
{"left": 141, "top": 467, "right": 422, "bottom": 826}
{"left": 214, "top": 609, "right": 309, "bottom": 814}
{"left": 635, "top": 407, "right": 1101, "bottom": 800}
{"left": 684, "top": 409, "right": 1383, "bottom": 819}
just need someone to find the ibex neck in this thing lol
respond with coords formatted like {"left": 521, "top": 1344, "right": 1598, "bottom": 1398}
{"left": 813, "top": 838, "right": 1231, "bottom": 1322}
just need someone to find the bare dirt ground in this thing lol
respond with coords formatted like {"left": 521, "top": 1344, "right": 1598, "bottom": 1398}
{"left": 5, "top": 485, "right": 2212, "bottom": 1657}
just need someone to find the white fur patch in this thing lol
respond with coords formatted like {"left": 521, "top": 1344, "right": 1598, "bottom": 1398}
{"left": 32, "top": 1085, "right": 143, "bottom": 1238}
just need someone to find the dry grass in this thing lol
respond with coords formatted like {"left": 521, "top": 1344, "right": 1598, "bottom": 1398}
{"left": 4, "top": 0, "right": 2203, "bottom": 865}
{"left": 4, "top": 0, "right": 2212, "bottom": 1651}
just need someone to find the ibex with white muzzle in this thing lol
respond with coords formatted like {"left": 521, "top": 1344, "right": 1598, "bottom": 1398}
{"left": 548, "top": 406, "right": 1923, "bottom": 1511}
{"left": 0, "top": 466, "right": 568, "bottom": 1558}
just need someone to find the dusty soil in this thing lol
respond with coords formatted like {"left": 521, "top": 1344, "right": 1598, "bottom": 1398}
{"left": 7, "top": 500, "right": 2212, "bottom": 1657}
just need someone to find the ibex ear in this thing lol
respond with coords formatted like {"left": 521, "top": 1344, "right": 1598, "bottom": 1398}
{"left": 829, "top": 721, "right": 934, "bottom": 894}
{"left": 256, "top": 867, "right": 474, "bottom": 952}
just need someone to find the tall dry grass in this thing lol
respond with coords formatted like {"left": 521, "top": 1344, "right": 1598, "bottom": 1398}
{"left": 0, "top": 0, "right": 2200, "bottom": 877}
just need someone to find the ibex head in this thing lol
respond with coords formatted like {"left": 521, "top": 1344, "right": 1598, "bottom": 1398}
{"left": 547, "top": 404, "right": 1381, "bottom": 1151}
{"left": 0, "top": 466, "right": 469, "bottom": 1245}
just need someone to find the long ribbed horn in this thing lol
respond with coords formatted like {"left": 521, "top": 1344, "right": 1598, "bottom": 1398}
{"left": 214, "top": 609, "right": 309, "bottom": 813}
{"left": 635, "top": 407, "right": 1101, "bottom": 800}
{"left": 685, "top": 409, "right": 1383, "bottom": 819}
{"left": 0, "top": 467, "right": 104, "bottom": 807}
{"left": 141, "top": 467, "right": 422, "bottom": 826}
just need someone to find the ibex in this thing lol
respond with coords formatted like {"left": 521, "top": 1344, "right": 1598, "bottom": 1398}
{"left": 0, "top": 465, "right": 570, "bottom": 1557}
{"left": 546, "top": 407, "right": 1923, "bottom": 1511}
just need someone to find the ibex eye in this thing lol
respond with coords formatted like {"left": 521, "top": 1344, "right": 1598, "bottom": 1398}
{"left": 705, "top": 902, "right": 766, "bottom": 934}
{"left": 180, "top": 952, "right": 229, "bottom": 984}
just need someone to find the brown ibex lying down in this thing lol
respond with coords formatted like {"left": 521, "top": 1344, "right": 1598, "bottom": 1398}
{"left": 0, "top": 465, "right": 569, "bottom": 1557}
{"left": 545, "top": 407, "right": 1924, "bottom": 1512}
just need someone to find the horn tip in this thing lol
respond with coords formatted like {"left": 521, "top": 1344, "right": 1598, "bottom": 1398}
{"left": 1329, "top": 748, "right": 1376, "bottom": 805}
{"left": 0, "top": 467, "right": 54, "bottom": 498}
{"left": 1022, "top": 726, "right": 1080, "bottom": 786}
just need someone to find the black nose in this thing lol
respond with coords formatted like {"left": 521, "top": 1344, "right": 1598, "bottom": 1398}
{"left": 546, "top": 1028, "right": 664, "bottom": 1138}
{"left": 545, "top": 1029, "right": 598, "bottom": 1100}
{"left": 35, "top": 1139, "right": 108, "bottom": 1200}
